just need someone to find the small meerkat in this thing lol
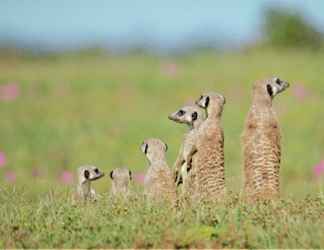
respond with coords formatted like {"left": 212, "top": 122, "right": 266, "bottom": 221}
{"left": 141, "top": 138, "right": 177, "bottom": 204}
{"left": 242, "top": 77, "right": 289, "bottom": 201}
{"left": 76, "top": 165, "right": 104, "bottom": 201}
{"left": 109, "top": 167, "right": 132, "bottom": 197}
{"left": 184, "top": 92, "right": 226, "bottom": 203}
{"left": 168, "top": 104, "right": 205, "bottom": 188}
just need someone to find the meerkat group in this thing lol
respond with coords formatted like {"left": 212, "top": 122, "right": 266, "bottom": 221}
{"left": 74, "top": 76, "right": 290, "bottom": 205}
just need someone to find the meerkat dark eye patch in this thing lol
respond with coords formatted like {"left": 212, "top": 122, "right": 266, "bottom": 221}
{"left": 110, "top": 170, "right": 114, "bottom": 180}
{"left": 129, "top": 170, "right": 132, "bottom": 180}
{"left": 191, "top": 111, "right": 198, "bottom": 121}
{"left": 84, "top": 170, "right": 90, "bottom": 179}
{"left": 205, "top": 96, "right": 210, "bottom": 107}
{"left": 267, "top": 84, "right": 273, "bottom": 97}
{"left": 177, "top": 110, "right": 185, "bottom": 116}
{"left": 94, "top": 168, "right": 99, "bottom": 174}
{"left": 275, "top": 78, "right": 281, "bottom": 85}
{"left": 144, "top": 144, "right": 148, "bottom": 154}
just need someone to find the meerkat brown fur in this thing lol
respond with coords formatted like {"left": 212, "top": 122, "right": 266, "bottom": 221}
{"left": 141, "top": 138, "right": 177, "bottom": 204}
{"left": 76, "top": 165, "right": 104, "bottom": 201}
{"left": 109, "top": 167, "right": 132, "bottom": 198}
{"left": 190, "top": 92, "right": 226, "bottom": 203}
{"left": 242, "top": 77, "right": 289, "bottom": 201}
{"left": 168, "top": 104, "right": 205, "bottom": 187}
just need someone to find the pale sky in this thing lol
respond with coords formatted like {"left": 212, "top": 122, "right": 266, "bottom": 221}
{"left": 0, "top": 0, "right": 323, "bottom": 51}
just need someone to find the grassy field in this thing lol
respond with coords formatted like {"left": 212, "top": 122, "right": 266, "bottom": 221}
{"left": 0, "top": 48, "right": 324, "bottom": 248}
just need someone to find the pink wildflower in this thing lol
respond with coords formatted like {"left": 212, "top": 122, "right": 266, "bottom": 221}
{"left": 31, "top": 167, "right": 42, "bottom": 178}
{"left": 292, "top": 83, "right": 310, "bottom": 102}
{"left": 59, "top": 170, "right": 74, "bottom": 185}
{"left": 4, "top": 170, "right": 16, "bottom": 183}
{"left": 162, "top": 63, "right": 178, "bottom": 77}
{"left": 313, "top": 161, "right": 324, "bottom": 178}
{"left": 0, "top": 83, "right": 20, "bottom": 101}
{"left": 133, "top": 172, "right": 145, "bottom": 185}
{"left": 0, "top": 152, "right": 6, "bottom": 168}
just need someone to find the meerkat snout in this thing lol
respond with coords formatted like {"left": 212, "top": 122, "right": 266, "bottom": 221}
{"left": 168, "top": 104, "right": 204, "bottom": 127}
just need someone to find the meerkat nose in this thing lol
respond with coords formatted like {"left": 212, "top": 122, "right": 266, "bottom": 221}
{"left": 168, "top": 114, "right": 175, "bottom": 120}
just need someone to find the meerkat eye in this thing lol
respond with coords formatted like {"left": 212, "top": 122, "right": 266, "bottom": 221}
{"left": 191, "top": 112, "right": 198, "bottom": 121}
{"left": 275, "top": 78, "right": 281, "bottom": 85}
{"left": 267, "top": 84, "right": 273, "bottom": 97}
{"left": 94, "top": 168, "right": 99, "bottom": 174}
{"left": 177, "top": 110, "right": 185, "bottom": 116}
{"left": 84, "top": 170, "right": 90, "bottom": 179}
{"left": 205, "top": 96, "right": 210, "bottom": 107}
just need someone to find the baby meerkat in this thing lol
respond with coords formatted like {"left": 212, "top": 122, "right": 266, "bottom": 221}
{"left": 76, "top": 165, "right": 104, "bottom": 201}
{"left": 242, "top": 77, "right": 289, "bottom": 201}
{"left": 109, "top": 167, "right": 132, "bottom": 197}
{"left": 184, "top": 92, "right": 226, "bottom": 203}
{"left": 141, "top": 138, "right": 177, "bottom": 204}
{"left": 168, "top": 104, "right": 205, "bottom": 189}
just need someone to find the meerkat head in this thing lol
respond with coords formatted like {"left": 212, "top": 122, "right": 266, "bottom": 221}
{"left": 196, "top": 92, "right": 226, "bottom": 117}
{"left": 109, "top": 167, "right": 132, "bottom": 192}
{"left": 168, "top": 104, "right": 205, "bottom": 129}
{"left": 141, "top": 138, "right": 168, "bottom": 164}
{"left": 78, "top": 165, "right": 104, "bottom": 184}
{"left": 265, "top": 77, "right": 290, "bottom": 98}
{"left": 254, "top": 77, "right": 290, "bottom": 102}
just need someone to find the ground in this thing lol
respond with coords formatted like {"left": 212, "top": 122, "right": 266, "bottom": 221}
{"left": 0, "top": 48, "right": 323, "bottom": 248}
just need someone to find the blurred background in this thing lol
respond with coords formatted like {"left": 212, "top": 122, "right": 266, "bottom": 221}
{"left": 0, "top": 0, "right": 323, "bottom": 197}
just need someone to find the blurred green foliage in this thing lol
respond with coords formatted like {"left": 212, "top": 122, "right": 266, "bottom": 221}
{"left": 263, "top": 7, "right": 323, "bottom": 49}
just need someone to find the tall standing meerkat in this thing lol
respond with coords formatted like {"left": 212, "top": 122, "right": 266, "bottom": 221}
{"left": 242, "top": 77, "right": 289, "bottom": 201}
{"left": 184, "top": 92, "right": 226, "bottom": 203}
{"left": 109, "top": 167, "right": 132, "bottom": 197}
{"left": 76, "top": 165, "right": 104, "bottom": 201}
{"left": 168, "top": 104, "right": 205, "bottom": 189}
{"left": 141, "top": 138, "right": 177, "bottom": 204}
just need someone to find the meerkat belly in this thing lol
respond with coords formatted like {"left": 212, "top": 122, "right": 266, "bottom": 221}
{"left": 196, "top": 134, "right": 225, "bottom": 199}
{"left": 244, "top": 126, "right": 281, "bottom": 196}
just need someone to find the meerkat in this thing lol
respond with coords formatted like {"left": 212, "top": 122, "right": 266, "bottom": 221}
{"left": 168, "top": 104, "right": 205, "bottom": 190}
{"left": 141, "top": 138, "right": 177, "bottom": 204}
{"left": 242, "top": 77, "right": 289, "bottom": 201}
{"left": 183, "top": 92, "right": 226, "bottom": 203}
{"left": 76, "top": 165, "right": 104, "bottom": 201}
{"left": 109, "top": 167, "right": 132, "bottom": 198}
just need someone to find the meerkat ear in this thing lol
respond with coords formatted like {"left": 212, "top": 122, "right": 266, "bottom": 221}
{"left": 266, "top": 84, "right": 273, "bottom": 97}
{"left": 205, "top": 96, "right": 210, "bottom": 107}
{"left": 110, "top": 170, "right": 114, "bottom": 180}
{"left": 144, "top": 144, "right": 148, "bottom": 154}
{"left": 191, "top": 111, "right": 198, "bottom": 121}
{"left": 164, "top": 143, "right": 168, "bottom": 152}
{"left": 129, "top": 170, "right": 132, "bottom": 180}
{"left": 84, "top": 170, "right": 90, "bottom": 179}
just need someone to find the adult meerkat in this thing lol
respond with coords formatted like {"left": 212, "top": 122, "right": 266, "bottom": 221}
{"left": 76, "top": 165, "right": 104, "bottom": 201}
{"left": 109, "top": 167, "right": 132, "bottom": 197}
{"left": 184, "top": 92, "right": 226, "bottom": 203}
{"left": 141, "top": 138, "right": 177, "bottom": 204}
{"left": 168, "top": 104, "right": 205, "bottom": 189}
{"left": 242, "top": 77, "right": 289, "bottom": 201}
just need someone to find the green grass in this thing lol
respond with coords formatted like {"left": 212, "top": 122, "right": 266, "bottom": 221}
{"left": 0, "top": 48, "right": 324, "bottom": 248}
